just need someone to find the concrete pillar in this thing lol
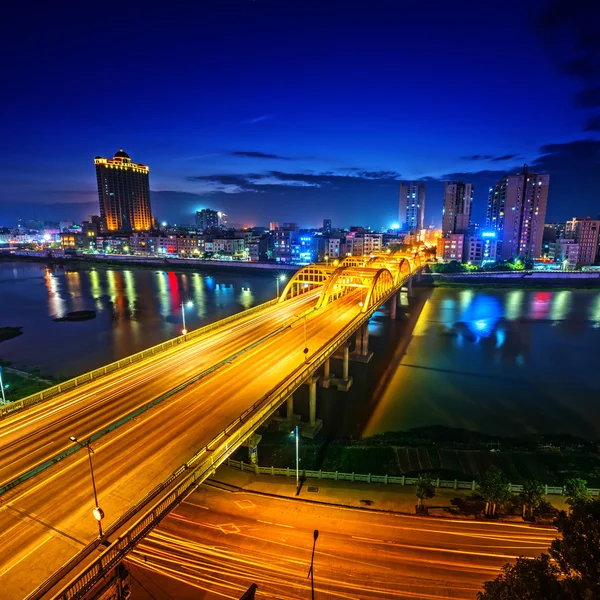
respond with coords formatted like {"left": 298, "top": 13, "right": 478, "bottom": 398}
{"left": 390, "top": 293, "right": 397, "bottom": 320}
{"left": 323, "top": 359, "right": 330, "bottom": 378}
{"left": 343, "top": 344, "right": 349, "bottom": 380}
{"left": 309, "top": 376, "right": 317, "bottom": 426}
{"left": 286, "top": 394, "right": 294, "bottom": 419}
{"left": 407, "top": 277, "right": 413, "bottom": 297}
{"left": 246, "top": 433, "right": 262, "bottom": 464}
{"left": 360, "top": 324, "right": 369, "bottom": 356}
{"left": 354, "top": 328, "right": 363, "bottom": 355}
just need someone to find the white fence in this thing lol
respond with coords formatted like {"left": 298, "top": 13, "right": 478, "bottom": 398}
{"left": 226, "top": 458, "right": 600, "bottom": 497}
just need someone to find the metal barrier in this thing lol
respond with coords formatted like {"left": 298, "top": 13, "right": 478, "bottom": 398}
{"left": 1, "top": 298, "right": 280, "bottom": 419}
{"left": 226, "top": 460, "right": 600, "bottom": 497}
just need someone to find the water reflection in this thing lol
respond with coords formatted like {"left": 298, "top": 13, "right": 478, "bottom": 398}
{"left": 45, "top": 269, "right": 66, "bottom": 317}
{"left": 365, "top": 287, "right": 600, "bottom": 440}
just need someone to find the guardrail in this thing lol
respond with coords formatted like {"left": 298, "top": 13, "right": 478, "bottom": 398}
{"left": 37, "top": 272, "right": 413, "bottom": 599}
{"left": 226, "top": 459, "right": 600, "bottom": 497}
{"left": 1, "top": 297, "right": 280, "bottom": 419}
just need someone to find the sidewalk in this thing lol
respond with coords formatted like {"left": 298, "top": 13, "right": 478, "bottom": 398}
{"left": 209, "top": 465, "right": 568, "bottom": 522}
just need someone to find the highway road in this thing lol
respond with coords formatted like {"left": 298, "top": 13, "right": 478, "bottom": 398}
{"left": 128, "top": 484, "right": 555, "bottom": 599}
{"left": 0, "top": 287, "right": 370, "bottom": 599}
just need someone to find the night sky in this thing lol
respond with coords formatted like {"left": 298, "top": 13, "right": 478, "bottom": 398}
{"left": 1, "top": 0, "right": 599, "bottom": 229}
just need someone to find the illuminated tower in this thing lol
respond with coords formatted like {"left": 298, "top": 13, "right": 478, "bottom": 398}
{"left": 486, "top": 165, "right": 549, "bottom": 260}
{"left": 94, "top": 150, "right": 152, "bottom": 232}
{"left": 442, "top": 181, "right": 473, "bottom": 236}
{"left": 399, "top": 182, "right": 425, "bottom": 232}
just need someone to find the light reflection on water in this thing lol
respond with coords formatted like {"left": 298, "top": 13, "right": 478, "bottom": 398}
{"left": 364, "top": 287, "right": 600, "bottom": 440}
{"left": 0, "top": 262, "right": 276, "bottom": 377}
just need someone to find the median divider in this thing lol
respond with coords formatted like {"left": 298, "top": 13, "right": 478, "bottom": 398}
{"left": 0, "top": 298, "right": 280, "bottom": 420}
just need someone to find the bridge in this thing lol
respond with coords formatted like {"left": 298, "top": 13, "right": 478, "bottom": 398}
{"left": 0, "top": 250, "right": 423, "bottom": 600}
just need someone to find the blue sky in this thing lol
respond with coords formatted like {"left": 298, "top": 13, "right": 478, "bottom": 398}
{"left": 1, "top": 0, "right": 599, "bottom": 228}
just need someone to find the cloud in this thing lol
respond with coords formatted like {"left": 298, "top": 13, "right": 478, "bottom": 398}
{"left": 491, "top": 154, "right": 520, "bottom": 162}
{"left": 460, "top": 154, "right": 494, "bottom": 161}
{"left": 244, "top": 114, "right": 274, "bottom": 124}
{"left": 460, "top": 154, "right": 519, "bottom": 162}
{"left": 584, "top": 115, "right": 600, "bottom": 131}
{"left": 232, "top": 151, "right": 292, "bottom": 160}
{"left": 575, "top": 87, "right": 600, "bottom": 108}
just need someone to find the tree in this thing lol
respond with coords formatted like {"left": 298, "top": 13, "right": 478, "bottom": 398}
{"left": 477, "top": 554, "right": 564, "bottom": 600}
{"left": 550, "top": 500, "right": 600, "bottom": 597}
{"left": 521, "top": 478, "right": 545, "bottom": 520}
{"left": 479, "top": 499, "right": 600, "bottom": 600}
{"left": 415, "top": 474, "right": 435, "bottom": 511}
{"left": 479, "top": 466, "right": 510, "bottom": 517}
{"left": 563, "top": 478, "right": 592, "bottom": 507}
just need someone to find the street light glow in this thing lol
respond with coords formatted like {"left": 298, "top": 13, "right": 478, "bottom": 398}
{"left": 186, "top": 300, "right": 193, "bottom": 308}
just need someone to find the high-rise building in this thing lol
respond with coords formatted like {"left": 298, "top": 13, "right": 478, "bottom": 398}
{"left": 565, "top": 217, "right": 600, "bottom": 266}
{"left": 195, "top": 209, "right": 219, "bottom": 230}
{"left": 442, "top": 182, "right": 473, "bottom": 236}
{"left": 486, "top": 165, "right": 549, "bottom": 260}
{"left": 399, "top": 182, "right": 425, "bottom": 232}
{"left": 323, "top": 218, "right": 332, "bottom": 234}
{"left": 94, "top": 150, "right": 152, "bottom": 232}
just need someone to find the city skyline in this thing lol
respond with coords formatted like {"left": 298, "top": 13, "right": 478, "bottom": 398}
{"left": 1, "top": 0, "right": 599, "bottom": 227}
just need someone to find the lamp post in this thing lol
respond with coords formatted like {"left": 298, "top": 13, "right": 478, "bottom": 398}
{"left": 69, "top": 436, "right": 104, "bottom": 538}
{"left": 181, "top": 300, "right": 193, "bottom": 335}
{"left": 276, "top": 274, "right": 287, "bottom": 299}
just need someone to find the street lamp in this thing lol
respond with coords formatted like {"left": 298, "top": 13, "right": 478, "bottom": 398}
{"left": 181, "top": 300, "right": 193, "bottom": 334}
{"left": 291, "top": 425, "right": 300, "bottom": 495}
{"left": 276, "top": 274, "right": 287, "bottom": 299}
{"left": 69, "top": 436, "right": 104, "bottom": 538}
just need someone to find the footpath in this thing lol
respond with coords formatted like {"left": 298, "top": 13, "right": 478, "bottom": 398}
{"left": 208, "top": 465, "right": 568, "bottom": 522}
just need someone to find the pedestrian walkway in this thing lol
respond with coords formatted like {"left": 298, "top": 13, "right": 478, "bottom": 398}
{"left": 209, "top": 465, "right": 568, "bottom": 522}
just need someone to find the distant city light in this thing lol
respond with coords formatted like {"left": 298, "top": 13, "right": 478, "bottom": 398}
{"left": 482, "top": 231, "right": 496, "bottom": 238}
{"left": 391, "top": 223, "right": 400, "bottom": 230}
{"left": 161, "top": 221, "right": 167, "bottom": 227}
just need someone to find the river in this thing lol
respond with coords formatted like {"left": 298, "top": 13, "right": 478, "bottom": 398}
{"left": 1, "top": 261, "right": 599, "bottom": 439}
{"left": 0, "top": 261, "right": 277, "bottom": 377}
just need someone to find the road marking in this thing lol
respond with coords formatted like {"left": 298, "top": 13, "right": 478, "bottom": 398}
{"left": 0, "top": 534, "right": 52, "bottom": 577}
{"left": 217, "top": 523, "right": 240, "bottom": 534}
{"left": 257, "top": 519, "right": 295, "bottom": 529}
{"left": 234, "top": 499, "right": 255, "bottom": 509}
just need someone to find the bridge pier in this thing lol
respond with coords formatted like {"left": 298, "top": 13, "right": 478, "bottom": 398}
{"left": 390, "top": 292, "right": 398, "bottom": 320}
{"left": 271, "top": 393, "right": 300, "bottom": 432}
{"left": 299, "top": 375, "right": 322, "bottom": 439}
{"left": 350, "top": 323, "right": 373, "bottom": 363}
{"left": 326, "top": 343, "right": 353, "bottom": 391}
{"left": 244, "top": 432, "right": 262, "bottom": 466}
{"left": 321, "top": 358, "right": 332, "bottom": 388}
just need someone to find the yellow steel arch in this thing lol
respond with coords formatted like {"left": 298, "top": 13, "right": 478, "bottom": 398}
{"left": 278, "top": 264, "right": 335, "bottom": 303}
{"left": 412, "top": 254, "right": 422, "bottom": 270}
{"left": 361, "top": 268, "right": 395, "bottom": 313}
{"left": 339, "top": 256, "right": 369, "bottom": 268}
{"left": 315, "top": 266, "right": 369, "bottom": 309}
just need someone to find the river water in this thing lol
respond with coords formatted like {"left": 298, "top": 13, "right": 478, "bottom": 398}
{"left": 0, "top": 261, "right": 277, "bottom": 377}
{"left": 1, "top": 261, "right": 599, "bottom": 439}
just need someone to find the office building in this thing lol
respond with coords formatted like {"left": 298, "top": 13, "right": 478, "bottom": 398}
{"left": 550, "top": 239, "right": 580, "bottom": 269}
{"left": 436, "top": 234, "right": 465, "bottom": 262}
{"left": 399, "top": 182, "right": 425, "bottom": 232}
{"left": 465, "top": 233, "right": 497, "bottom": 266}
{"left": 565, "top": 217, "right": 600, "bottom": 266}
{"left": 94, "top": 150, "right": 152, "bottom": 232}
{"left": 442, "top": 182, "right": 473, "bottom": 236}
{"left": 486, "top": 165, "right": 549, "bottom": 260}
{"left": 195, "top": 209, "right": 219, "bottom": 230}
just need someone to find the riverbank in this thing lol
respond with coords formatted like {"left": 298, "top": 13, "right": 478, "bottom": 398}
{"left": 424, "top": 271, "right": 600, "bottom": 288}
{"left": 0, "top": 252, "right": 300, "bottom": 276}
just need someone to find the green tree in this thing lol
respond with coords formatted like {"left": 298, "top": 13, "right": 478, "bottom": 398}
{"left": 564, "top": 478, "right": 592, "bottom": 507}
{"left": 477, "top": 554, "right": 564, "bottom": 600}
{"left": 415, "top": 474, "right": 435, "bottom": 510}
{"left": 479, "top": 466, "right": 510, "bottom": 516}
{"left": 521, "top": 479, "right": 545, "bottom": 520}
{"left": 550, "top": 500, "right": 600, "bottom": 597}
{"left": 479, "top": 499, "right": 600, "bottom": 600}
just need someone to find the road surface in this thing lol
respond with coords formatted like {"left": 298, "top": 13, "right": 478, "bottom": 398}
{"left": 128, "top": 484, "right": 555, "bottom": 599}
{"left": 0, "top": 289, "right": 369, "bottom": 599}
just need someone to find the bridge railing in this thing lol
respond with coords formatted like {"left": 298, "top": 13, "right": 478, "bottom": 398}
{"left": 226, "top": 459, "right": 600, "bottom": 497}
{"left": 1, "top": 297, "right": 280, "bottom": 419}
{"left": 42, "top": 273, "right": 408, "bottom": 599}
